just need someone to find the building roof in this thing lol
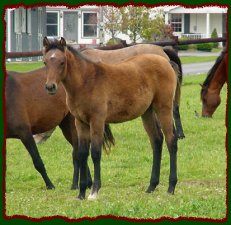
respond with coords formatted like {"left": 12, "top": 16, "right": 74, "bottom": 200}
{"left": 163, "top": 6, "right": 227, "bottom": 14}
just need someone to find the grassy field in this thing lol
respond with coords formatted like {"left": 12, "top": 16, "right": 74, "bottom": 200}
{"left": 4, "top": 61, "right": 227, "bottom": 220}
{"left": 180, "top": 56, "right": 217, "bottom": 64}
{"left": 5, "top": 61, "right": 44, "bottom": 72}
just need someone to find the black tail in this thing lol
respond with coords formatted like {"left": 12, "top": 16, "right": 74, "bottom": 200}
{"left": 163, "top": 47, "right": 183, "bottom": 85}
{"left": 103, "top": 124, "right": 115, "bottom": 153}
{"left": 164, "top": 47, "right": 185, "bottom": 139}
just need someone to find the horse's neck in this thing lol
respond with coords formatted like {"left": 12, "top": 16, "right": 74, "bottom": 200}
{"left": 208, "top": 60, "right": 226, "bottom": 92}
{"left": 62, "top": 51, "right": 94, "bottom": 98}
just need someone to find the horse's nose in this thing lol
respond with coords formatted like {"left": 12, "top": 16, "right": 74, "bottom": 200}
{"left": 45, "top": 83, "right": 57, "bottom": 95}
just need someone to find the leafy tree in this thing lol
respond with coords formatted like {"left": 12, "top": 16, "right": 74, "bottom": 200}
{"left": 211, "top": 28, "right": 219, "bottom": 48}
{"left": 120, "top": 6, "right": 151, "bottom": 43}
{"left": 101, "top": 6, "right": 175, "bottom": 44}
{"left": 102, "top": 6, "right": 123, "bottom": 41}
{"left": 141, "top": 9, "right": 175, "bottom": 42}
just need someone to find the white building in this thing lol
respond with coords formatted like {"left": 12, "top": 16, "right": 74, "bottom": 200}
{"left": 163, "top": 6, "right": 227, "bottom": 39}
{"left": 46, "top": 6, "right": 103, "bottom": 46}
{"left": 5, "top": 5, "right": 228, "bottom": 57}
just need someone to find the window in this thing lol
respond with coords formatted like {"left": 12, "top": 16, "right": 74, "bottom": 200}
{"left": 47, "top": 12, "right": 58, "bottom": 36}
{"left": 83, "top": 12, "right": 98, "bottom": 37}
{"left": 171, "top": 14, "right": 182, "bottom": 32}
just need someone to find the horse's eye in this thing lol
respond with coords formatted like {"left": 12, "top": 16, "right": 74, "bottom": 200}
{"left": 60, "top": 62, "right": 65, "bottom": 66}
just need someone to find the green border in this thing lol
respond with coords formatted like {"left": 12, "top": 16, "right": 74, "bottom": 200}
{"left": 1, "top": 0, "right": 230, "bottom": 224}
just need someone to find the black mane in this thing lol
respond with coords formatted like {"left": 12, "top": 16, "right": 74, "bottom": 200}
{"left": 200, "top": 48, "right": 226, "bottom": 98}
{"left": 202, "top": 49, "right": 226, "bottom": 88}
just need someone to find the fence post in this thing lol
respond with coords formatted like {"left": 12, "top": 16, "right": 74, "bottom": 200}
{"left": 172, "top": 36, "right": 179, "bottom": 54}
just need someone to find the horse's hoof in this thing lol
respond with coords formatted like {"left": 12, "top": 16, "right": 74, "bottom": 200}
{"left": 47, "top": 184, "right": 55, "bottom": 190}
{"left": 88, "top": 192, "right": 98, "bottom": 200}
{"left": 167, "top": 186, "right": 175, "bottom": 194}
{"left": 77, "top": 194, "right": 85, "bottom": 200}
{"left": 146, "top": 185, "right": 156, "bottom": 193}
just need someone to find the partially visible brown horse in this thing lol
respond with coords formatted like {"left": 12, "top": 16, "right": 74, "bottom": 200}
{"left": 81, "top": 43, "right": 184, "bottom": 138}
{"left": 201, "top": 48, "right": 228, "bottom": 117}
{"left": 94, "top": 40, "right": 129, "bottom": 50}
{"left": 43, "top": 37, "right": 179, "bottom": 200}
{"left": 5, "top": 68, "right": 114, "bottom": 189}
{"left": 36, "top": 42, "right": 184, "bottom": 142}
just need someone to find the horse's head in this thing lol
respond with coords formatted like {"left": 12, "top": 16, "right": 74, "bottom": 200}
{"left": 201, "top": 85, "right": 221, "bottom": 117}
{"left": 43, "top": 37, "right": 67, "bottom": 95}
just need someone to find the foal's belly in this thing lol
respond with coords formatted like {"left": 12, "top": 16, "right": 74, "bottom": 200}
{"left": 105, "top": 96, "right": 153, "bottom": 123}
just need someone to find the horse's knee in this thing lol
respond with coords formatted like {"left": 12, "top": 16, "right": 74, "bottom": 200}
{"left": 72, "top": 147, "right": 78, "bottom": 160}
{"left": 77, "top": 150, "right": 89, "bottom": 162}
{"left": 91, "top": 148, "right": 102, "bottom": 162}
{"left": 154, "top": 133, "right": 163, "bottom": 151}
{"left": 168, "top": 134, "right": 178, "bottom": 154}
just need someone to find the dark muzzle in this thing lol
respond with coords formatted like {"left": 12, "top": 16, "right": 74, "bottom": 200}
{"left": 45, "top": 83, "right": 57, "bottom": 95}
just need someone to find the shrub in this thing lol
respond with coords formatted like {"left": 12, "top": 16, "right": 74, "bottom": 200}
{"left": 178, "top": 38, "right": 189, "bottom": 50}
{"left": 196, "top": 43, "right": 213, "bottom": 52}
{"left": 211, "top": 28, "right": 219, "bottom": 48}
{"left": 106, "top": 37, "right": 123, "bottom": 45}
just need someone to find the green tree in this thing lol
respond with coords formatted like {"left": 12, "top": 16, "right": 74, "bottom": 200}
{"left": 120, "top": 6, "right": 151, "bottom": 43}
{"left": 102, "top": 6, "right": 123, "bottom": 41}
{"left": 141, "top": 9, "right": 174, "bottom": 42}
{"left": 211, "top": 28, "right": 219, "bottom": 48}
{"left": 102, "top": 6, "right": 175, "bottom": 44}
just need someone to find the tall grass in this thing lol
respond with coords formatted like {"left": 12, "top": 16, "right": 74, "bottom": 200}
{"left": 4, "top": 64, "right": 227, "bottom": 220}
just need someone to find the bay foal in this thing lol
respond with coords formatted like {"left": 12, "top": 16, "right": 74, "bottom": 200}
{"left": 43, "top": 37, "right": 178, "bottom": 200}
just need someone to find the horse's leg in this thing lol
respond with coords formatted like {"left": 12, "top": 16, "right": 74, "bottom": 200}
{"left": 59, "top": 114, "right": 92, "bottom": 190}
{"left": 75, "top": 119, "right": 90, "bottom": 200}
{"left": 20, "top": 128, "right": 55, "bottom": 189}
{"left": 141, "top": 108, "right": 164, "bottom": 193}
{"left": 155, "top": 103, "right": 178, "bottom": 194}
{"left": 71, "top": 144, "right": 92, "bottom": 191}
{"left": 88, "top": 118, "right": 104, "bottom": 200}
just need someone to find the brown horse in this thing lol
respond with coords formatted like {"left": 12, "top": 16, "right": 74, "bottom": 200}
{"left": 201, "top": 48, "right": 227, "bottom": 117}
{"left": 5, "top": 68, "right": 114, "bottom": 190}
{"left": 81, "top": 43, "right": 184, "bottom": 138}
{"left": 36, "top": 42, "right": 184, "bottom": 142}
{"left": 43, "top": 37, "right": 178, "bottom": 200}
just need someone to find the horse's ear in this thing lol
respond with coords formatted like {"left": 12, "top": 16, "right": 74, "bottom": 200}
{"left": 60, "top": 37, "right": 67, "bottom": 47}
{"left": 43, "top": 37, "right": 50, "bottom": 48}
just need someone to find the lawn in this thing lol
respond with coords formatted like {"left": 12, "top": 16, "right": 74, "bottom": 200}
{"left": 5, "top": 61, "right": 43, "bottom": 72}
{"left": 4, "top": 62, "right": 227, "bottom": 220}
{"left": 180, "top": 56, "right": 217, "bottom": 64}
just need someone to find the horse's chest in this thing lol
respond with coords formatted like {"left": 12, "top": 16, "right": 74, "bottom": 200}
{"left": 66, "top": 98, "right": 90, "bottom": 123}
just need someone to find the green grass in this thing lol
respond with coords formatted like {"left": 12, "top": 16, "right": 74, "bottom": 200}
{"left": 180, "top": 56, "right": 217, "bottom": 64}
{"left": 5, "top": 61, "right": 43, "bottom": 72}
{"left": 5, "top": 64, "right": 227, "bottom": 220}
